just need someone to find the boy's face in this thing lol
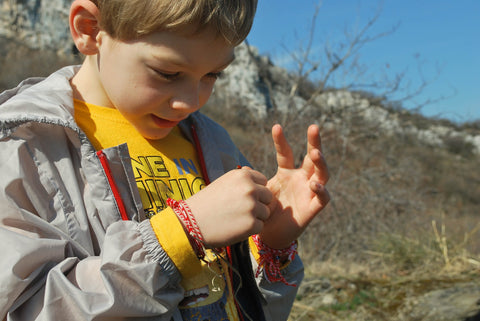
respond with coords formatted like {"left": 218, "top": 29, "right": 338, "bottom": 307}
{"left": 77, "top": 28, "right": 235, "bottom": 140}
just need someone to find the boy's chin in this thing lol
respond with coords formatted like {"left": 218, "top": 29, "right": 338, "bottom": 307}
{"left": 139, "top": 127, "right": 175, "bottom": 140}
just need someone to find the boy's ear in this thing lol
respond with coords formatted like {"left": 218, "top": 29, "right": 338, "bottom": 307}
{"left": 69, "top": 0, "right": 101, "bottom": 55}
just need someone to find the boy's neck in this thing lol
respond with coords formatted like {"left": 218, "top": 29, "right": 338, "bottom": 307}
{"left": 70, "top": 56, "right": 112, "bottom": 108}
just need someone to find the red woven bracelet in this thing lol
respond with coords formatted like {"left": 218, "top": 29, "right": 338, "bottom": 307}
{"left": 167, "top": 198, "right": 206, "bottom": 259}
{"left": 252, "top": 234, "right": 298, "bottom": 287}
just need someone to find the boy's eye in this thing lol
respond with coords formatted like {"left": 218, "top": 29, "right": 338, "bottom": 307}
{"left": 150, "top": 67, "right": 223, "bottom": 81}
{"left": 206, "top": 71, "right": 224, "bottom": 80}
{"left": 156, "top": 71, "right": 180, "bottom": 80}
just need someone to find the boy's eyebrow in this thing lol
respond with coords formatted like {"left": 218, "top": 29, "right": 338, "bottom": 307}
{"left": 150, "top": 52, "right": 236, "bottom": 71}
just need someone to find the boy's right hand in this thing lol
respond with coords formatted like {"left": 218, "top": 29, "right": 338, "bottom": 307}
{"left": 184, "top": 167, "right": 272, "bottom": 248}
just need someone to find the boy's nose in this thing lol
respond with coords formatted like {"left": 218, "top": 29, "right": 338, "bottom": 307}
{"left": 170, "top": 87, "right": 201, "bottom": 112}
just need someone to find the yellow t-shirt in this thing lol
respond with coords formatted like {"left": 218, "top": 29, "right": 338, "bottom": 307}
{"left": 74, "top": 100, "right": 239, "bottom": 320}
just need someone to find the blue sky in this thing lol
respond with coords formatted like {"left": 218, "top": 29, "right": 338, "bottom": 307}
{"left": 246, "top": 0, "right": 480, "bottom": 123}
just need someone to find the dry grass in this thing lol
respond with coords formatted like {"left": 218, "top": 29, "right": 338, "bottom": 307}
{"left": 288, "top": 217, "right": 480, "bottom": 320}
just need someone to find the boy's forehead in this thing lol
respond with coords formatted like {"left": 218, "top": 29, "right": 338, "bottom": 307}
{"left": 150, "top": 47, "right": 236, "bottom": 71}
{"left": 143, "top": 29, "right": 236, "bottom": 68}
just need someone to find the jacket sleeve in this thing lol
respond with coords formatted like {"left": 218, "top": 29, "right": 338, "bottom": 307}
{"left": 0, "top": 129, "right": 185, "bottom": 320}
{"left": 255, "top": 255, "right": 304, "bottom": 321}
{"left": 249, "top": 240, "right": 304, "bottom": 321}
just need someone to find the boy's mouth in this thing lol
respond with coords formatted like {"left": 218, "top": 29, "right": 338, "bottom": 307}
{"left": 151, "top": 114, "right": 180, "bottom": 128}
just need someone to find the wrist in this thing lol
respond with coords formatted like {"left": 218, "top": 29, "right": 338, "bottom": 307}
{"left": 167, "top": 198, "right": 206, "bottom": 259}
{"left": 251, "top": 234, "right": 298, "bottom": 286}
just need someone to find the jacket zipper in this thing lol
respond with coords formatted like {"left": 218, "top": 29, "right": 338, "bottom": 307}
{"left": 96, "top": 150, "right": 129, "bottom": 221}
{"left": 190, "top": 124, "right": 211, "bottom": 185}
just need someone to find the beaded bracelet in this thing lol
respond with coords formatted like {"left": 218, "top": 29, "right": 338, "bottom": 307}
{"left": 166, "top": 198, "right": 206, "bottom": 259}
{"left": 251, "top": 234, "right": 298, "bottom": 286}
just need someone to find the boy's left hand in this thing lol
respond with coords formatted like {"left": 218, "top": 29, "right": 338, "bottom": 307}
{"left": 260, "top": 124, "right": 330, "bottom": 249}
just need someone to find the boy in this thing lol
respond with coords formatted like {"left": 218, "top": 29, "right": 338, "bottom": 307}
{"left": 0, "top": 0, "right": 330, "bottom": 320}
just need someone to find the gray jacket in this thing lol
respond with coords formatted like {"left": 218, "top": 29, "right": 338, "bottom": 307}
{"left": 0, "top": 66, "right": 303, "bottom": 321}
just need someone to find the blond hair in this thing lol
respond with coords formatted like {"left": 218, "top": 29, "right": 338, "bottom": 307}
{"left": 90, "top": 0, "right": 257, "bottom": 45}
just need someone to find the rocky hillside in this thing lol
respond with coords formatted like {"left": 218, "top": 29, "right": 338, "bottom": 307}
{"left": 1, "top": 0, "right": 479, "bottom": 158}
{"left": 215, "top": 43, "right": 480, "bottom": 156}
{"left": 0, "top": 0, "right": 72, "bottom": 54}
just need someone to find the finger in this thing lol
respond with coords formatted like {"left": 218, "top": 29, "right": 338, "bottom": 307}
{"left": 266, "top": 194, "right": 278, "bottom": 214}
{"left": 271, "top": 124, "right": 294, "bottom": 169}
{"left": 307, "top": 124, "right": 322, "bottom": 154}
{"left": 250, "top": 218, "right": 265, "bottom": 236}
{"left": 309, "top": 148, "right": 330, "bottom": 185}
{"left": 254, "top": 202, "right": 271, "bottom": 222}
{"left": 303, "top": 125, "right": 329, "bottom": 184}
{"left": 256, "top": 185, "right": 273, "bottom": 205}
{"left": 310, "top": 181, "right": 331, "bottom": 210}
{"left": 238, "top": 167, "right": 268, "bottom": 186}
{"left": 299, "top": 143, "right": 329, "bottom": 186}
